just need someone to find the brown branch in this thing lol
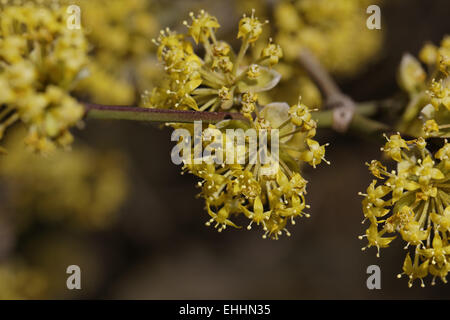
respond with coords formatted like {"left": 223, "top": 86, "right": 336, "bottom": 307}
{"left": 83, "top": 102, "right": 249, "bottom": 124}
{"left": 298, "top": 49, "right": 342, "bottom": 99}
{"left": 298, "top": 49, "right": 386, "bottom": 134}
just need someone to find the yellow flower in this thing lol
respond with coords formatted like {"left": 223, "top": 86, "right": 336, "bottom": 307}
{"left": 205, "top": 203, "right": 240, "bottom": 232}
{"left": 238, "top": 9, "right": 266, "bottom": 44}
{"left": 360, "top": 224, "right": 396, "bottom": 257}
{"left": 366, "top": 160, "right": 387, "bottom": 179}
{"left": 398, "top": 253, "right": 430, "bottom": 288}
{"left": 431, "top": 206, "right": 450, "bottom": 232}
{"left": 418, "top": 232, "right": 450, "bottom": 266}
{"left": 261, "top": 39, "right": 283, "bottom": 67}
{"left": 184, "top": 10, "right": 220, "bottom": 44}
{"left": 423, "top": 119, "right": 440, "bottom": 136}
{"left": 380, "top": 134, "right": 409, "bottom": 162}
{"left": 360, "top": 136, "right": 450, "bottom": 287}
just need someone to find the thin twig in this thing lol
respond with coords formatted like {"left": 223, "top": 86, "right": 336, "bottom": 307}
{"left": 298, "top": 49, "right": 389, "bottom": 135}
{"left": 298, "top": 49, "right": 341, "bottom": 99}
{"left": 83, "top": 102, "right": 249, "bottom": 124}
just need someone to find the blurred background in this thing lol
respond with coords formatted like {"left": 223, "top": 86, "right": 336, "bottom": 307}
{"left": 0, "top": 0, "right": 449, "bottom": 299}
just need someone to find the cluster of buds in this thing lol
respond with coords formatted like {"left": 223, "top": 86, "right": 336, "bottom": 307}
{"left": 359, "top": 134, "right": 449, "bottom": 287}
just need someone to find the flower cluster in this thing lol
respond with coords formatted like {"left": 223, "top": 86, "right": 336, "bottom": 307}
{"left": 182, "top": 101, "right": 327, "bottom": 239}
{"left": 0, "top": 3, "right": 88, "bottom": 152}
{"left": 274, "top": 0, "right": 382, "bottom": 76}
{"left": 142, "top": 9, "right": 283, "bottom": 113}
{"left": 398, "top": 35, "right": 449, "bottom": 138}
{"left": 359, "top": 135, "right": 450, "bottom": 287}
{"left": 0, "top": 262, "right": 47, "bottom": 299}
{"left": 0, "top": 129, "right": 128, "bottom": 229}
{"left": 146, "top": 11, "right": 328, "bottom": 239}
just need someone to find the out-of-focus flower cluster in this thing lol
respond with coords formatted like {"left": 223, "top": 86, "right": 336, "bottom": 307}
{"left": 274, "top": 0, "right": 382, "bottom": 76}
{"left": 0, "top": 2, "right": 88, "bottom": 152}
{"left": 0, "top": 129, "right": 128, "bottom": 229}
{"left": 273, "top": 0, "right": 382, "bottom": 106}
{"left": 398, "top": 35, "right": 449, "bottom": 138}
{"left": 0, "top": 262, "right": 47, "bottom": 299}
{"left": 0, "top": 128, "right": 129, "bottom": 298}
{"left": 147, "top": 11, "right": 328, "bottom": 239}
{"left": 360, "top": 135, "right": 449, "bottom": 287}
{"left": 74, "top": 0, "right": 160, "bottom": 105}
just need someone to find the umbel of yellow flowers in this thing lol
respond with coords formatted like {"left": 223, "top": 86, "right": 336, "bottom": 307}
{"left": 145, "top": 10, "right": 328, "bottom": 239}
{"left": 0, "top": 3, "right": 88, "bottom": 152}
{"left": 183, "top": 101, "right": 328, "bottom": 239}
{"left": 397, "top": 35, "right": 449, "bottom": 138}
{"left": 359, "top": 135, "right": 450, "bottom": 287}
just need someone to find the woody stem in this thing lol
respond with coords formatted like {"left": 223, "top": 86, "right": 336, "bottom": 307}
{"left": 298, "top": 49, "right": 390, "bottom": 136}
{"left": 83, "top": 103, "right": 249, "bottom": 124}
